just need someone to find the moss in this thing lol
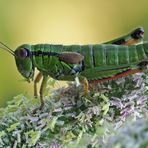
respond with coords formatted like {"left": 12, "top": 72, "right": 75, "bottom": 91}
{"left": 0, "top": 73, "right": 147, "bottom": 147}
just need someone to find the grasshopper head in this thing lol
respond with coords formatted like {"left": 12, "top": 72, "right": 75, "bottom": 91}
{"left": 14, "top": 44, "right": 35, "bottom": 82}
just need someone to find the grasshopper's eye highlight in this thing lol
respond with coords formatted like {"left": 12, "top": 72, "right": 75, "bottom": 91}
{"left": 17, "top": 48, "right": 28, "bottom": 59}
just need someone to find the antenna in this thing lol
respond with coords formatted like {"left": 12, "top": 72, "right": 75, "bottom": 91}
{"left": 0, "top": 42, "right": 15, "bottom": 56}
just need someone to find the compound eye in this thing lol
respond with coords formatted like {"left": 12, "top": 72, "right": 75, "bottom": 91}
{"left": 18, "top": 48, "right": 28, "bottom": 59}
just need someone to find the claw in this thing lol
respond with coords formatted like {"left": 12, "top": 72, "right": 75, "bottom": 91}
{"left": 32, "top": 102, "right": 44, "bottom": 114}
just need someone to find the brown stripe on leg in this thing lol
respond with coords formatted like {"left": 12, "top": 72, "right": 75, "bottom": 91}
{"left": 90, "top": 69, "right": 142, "bottom": 84}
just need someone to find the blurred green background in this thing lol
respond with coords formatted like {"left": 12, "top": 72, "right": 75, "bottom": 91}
{"left": 0, "top": 0, "right": 148, "bottom": 107}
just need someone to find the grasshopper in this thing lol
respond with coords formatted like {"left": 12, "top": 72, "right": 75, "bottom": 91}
{"left": 0, "top": 27, "right": 147, "bottom": 110}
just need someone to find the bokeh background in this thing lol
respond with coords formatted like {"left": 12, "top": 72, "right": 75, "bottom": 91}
{"left": 0, "top": 0, "right": 148, "bottom": 107}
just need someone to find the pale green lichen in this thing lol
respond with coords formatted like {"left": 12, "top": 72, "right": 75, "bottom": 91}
{"left": 106, "top": 119, "right": 148, "bottom": 148}
{"left": 0, "top": 73, "right": 147, "bottom": 147}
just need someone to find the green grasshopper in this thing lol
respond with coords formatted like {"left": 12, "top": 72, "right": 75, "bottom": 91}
{"left": 0, "top": 27, "right": 147, "bottom": 110}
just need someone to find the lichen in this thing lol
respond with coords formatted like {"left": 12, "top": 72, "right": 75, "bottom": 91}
{"left": 106, "top": 119, "right": 148, "bottom": 148}
{"left": 0, "top": 72, "right": 147, "bottom": 147}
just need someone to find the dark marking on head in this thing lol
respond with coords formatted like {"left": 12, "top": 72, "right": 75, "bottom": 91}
{"left": 32, "top": 51, "right": 59, "bottom": 56}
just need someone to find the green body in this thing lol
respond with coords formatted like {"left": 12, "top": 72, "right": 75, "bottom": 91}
{"left": 15, "top": 42, "right": 148, "bottom": 82}
{"left": 0, "top": 27, "right": 146, "bottom": 110}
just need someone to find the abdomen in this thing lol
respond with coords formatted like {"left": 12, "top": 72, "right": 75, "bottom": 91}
{"left": 31, "top": 43, "right": 148, "bottom": 81}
